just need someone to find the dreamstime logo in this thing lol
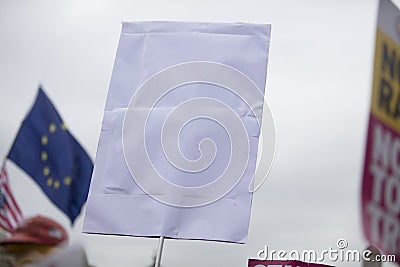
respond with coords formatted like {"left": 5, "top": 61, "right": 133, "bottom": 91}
{"left": 122, "top": 61, "right": 275, "bottom": 207}
{"left": 336, "top": 238, "right": 348, "bottom": 249}
{"left": 256, "top": 239, "right": 396, "bottom": 263}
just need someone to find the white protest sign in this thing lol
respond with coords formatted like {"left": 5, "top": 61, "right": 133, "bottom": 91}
{"left": 83, "top": 21, "right": 272, "bottom": 243}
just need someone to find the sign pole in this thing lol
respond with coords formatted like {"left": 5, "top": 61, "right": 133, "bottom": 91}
{"left": 154, "top": 236, "right": 165, "bottom": 267}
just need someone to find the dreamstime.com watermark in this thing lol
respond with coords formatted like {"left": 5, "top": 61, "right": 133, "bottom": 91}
{"left": 256, "top": 239, "right": 396, "bottom": 263}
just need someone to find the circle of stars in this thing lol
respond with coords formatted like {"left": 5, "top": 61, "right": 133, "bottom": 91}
{"left": 41, "top": 122, "right": 73, "bottom": 189}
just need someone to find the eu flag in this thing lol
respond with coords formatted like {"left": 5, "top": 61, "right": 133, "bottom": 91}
{"left": 7, "top": 87, "right": 93, "bottom": 224}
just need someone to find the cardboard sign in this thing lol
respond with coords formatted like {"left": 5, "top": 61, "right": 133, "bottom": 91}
{"left": 83, "top": 21, "right": 272, "bottom": 243}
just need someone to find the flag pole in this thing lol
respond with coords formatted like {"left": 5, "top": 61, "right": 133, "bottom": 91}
{"left": 154, "top": 236, "right": 165, "bottom": 267}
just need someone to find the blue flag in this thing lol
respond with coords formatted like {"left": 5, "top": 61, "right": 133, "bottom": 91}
{"left": 7, "top": 87, "right": 93, "bottom": 224}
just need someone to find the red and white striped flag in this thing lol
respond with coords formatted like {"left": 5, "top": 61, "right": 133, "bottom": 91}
{"left": 0, "top": 164, "right": 23, "bottom": 232}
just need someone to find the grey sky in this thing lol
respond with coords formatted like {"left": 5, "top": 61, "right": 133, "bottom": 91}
{"left": 0, "top": 0, "right": 396, "bottom": 266}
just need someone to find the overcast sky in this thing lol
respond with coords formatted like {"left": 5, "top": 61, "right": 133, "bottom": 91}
{"left": 0, "top": 0, "right": 396, "bottom": 266}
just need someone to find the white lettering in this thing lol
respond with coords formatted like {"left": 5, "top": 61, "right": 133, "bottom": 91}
{"left": 362, "top": 249, "right": 372, "bottom": 262}
{"left": 372, "top": 124, "right": 392, "bottom": 168}
{"left": 391, "top": 139, "right": 400, "bottom": 175}
{"left": 257, "top": 246, "right": 267, "bottom": 260}
{"left": 382, "top": 212, "right": 399, "bottom": 253}
{"left": 277, "top": 250, "right": 286, "bottom": 259}
{"left": 372, "top": 123, "right": 400, "bottom": 175}
{"left": 288, "top": 250, "right": 299, "bottom": 260}
{"left": 384, "top": 176, "right": 400, "bottom": 213}
{"left": 367, "top": 202, "right": 385, "bottom": 244}
{"left": 370, "top": 164, "right": 387, "bottom": 203}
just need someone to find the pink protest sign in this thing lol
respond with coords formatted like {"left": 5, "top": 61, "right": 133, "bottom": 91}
{"left": 361, "top": 0, "right": 400, "bottom": 263}
{"left": 361, "top": 116, "right": 400, "bottom": 256}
